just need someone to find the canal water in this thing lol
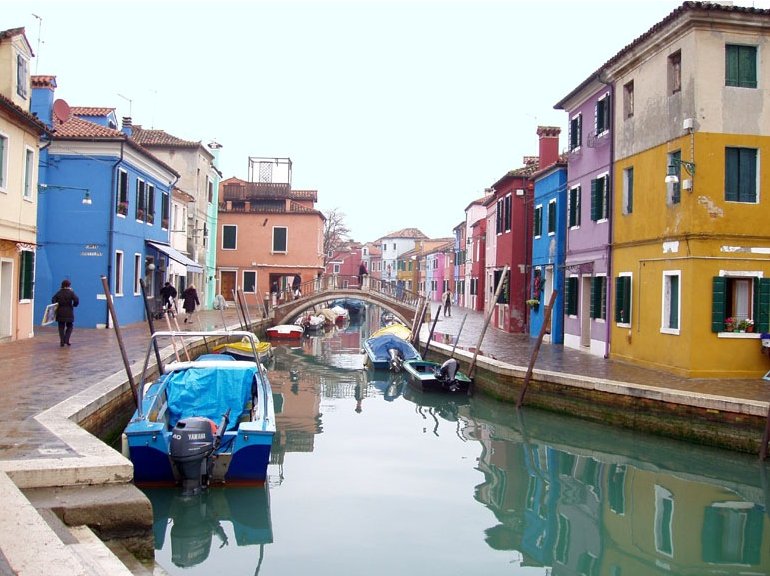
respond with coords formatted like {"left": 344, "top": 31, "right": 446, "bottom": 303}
{"left": 142, "top": 311, "right": 770, "bottom": 576}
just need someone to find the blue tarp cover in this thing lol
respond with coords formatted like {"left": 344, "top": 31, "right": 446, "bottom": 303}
{"left": 166, "top": 365, "right": 255, "bottom": 431}
{"left": 365, "top": 333, "right": 421, "bottom": 361}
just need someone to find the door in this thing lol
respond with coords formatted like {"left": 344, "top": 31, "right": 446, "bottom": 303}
{"left": 580, "top": 275, "right": 591, "bottom": 348}
{"left": 220, "top": 271, "right": 237, "bottom": 302}
{"left": 0, "top": 259, "right": 12, "bottom": 338}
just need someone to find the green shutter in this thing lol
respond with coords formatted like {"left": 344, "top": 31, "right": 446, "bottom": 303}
{"left": 739, "top": 148, "right": 757, "bottom": 202}
{"left": 725, "top": 148, "right": 739, "bottom": 201}
{"left": 726, "top": 45, "right": 739, "bottom": 86}
{"left": 757, "top": 278, "right": 770, "bottom": 333}
{"left": 615, "top": 277, "right": 630, "bottom": 323}
{"left": 590, "top": 179, "right": 600, "bottom": 221}
{"left": 590, "top": 277, "right": 601, "bottom": 319}
{"left": 19, "top": 250, "right": 34, "bottom": 300}
{"left": 669, "top": 275, "right": 679, "bottom": 329}
{"left": 711, "top": 277, "right": 726, "bottom": 332}
{"left": 739, "top": 46, "right": 757, "bottom": 88}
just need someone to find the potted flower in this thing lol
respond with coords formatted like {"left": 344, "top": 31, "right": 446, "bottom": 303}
{"left": 526, "top": 298, "right": 540, "bottom": 310}
{"left": 737, "top": 319, "right": 750, "bottom": 332}
{"left": 161, "top": 217, "right": 169, "bottom": 229}
{"left": 136, "top": 208, "right": 145, "bottom": 220}
{"left": 117, "top": 201, "right": 128, "bottom": 216}
{"left": 724, "top": 317, "right": 735, "bottom": 332}
{"left": 745, "top": 318, "right": 755, "bottom": 333}
{"left": 146, "top": 212, "right": 154, "bottom": 224}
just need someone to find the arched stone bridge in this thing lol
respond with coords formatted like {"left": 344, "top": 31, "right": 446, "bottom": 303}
{"left": 271, "top": 278, "right": 422, "bottom": 326}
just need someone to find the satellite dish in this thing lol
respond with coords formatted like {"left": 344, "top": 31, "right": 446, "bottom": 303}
{"left": 52, "top": 99, "right": 71, "bottom": 123}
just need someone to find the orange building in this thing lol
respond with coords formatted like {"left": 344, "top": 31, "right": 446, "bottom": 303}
{"left": 216, "top": 171, "right": 324, "bottom": 307}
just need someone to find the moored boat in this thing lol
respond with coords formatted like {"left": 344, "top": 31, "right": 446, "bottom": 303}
{"left": 362, "top": 332, "right": 421, "bottom": 371}
{"left": 122, "top": 331, "right": 275, "bottom": 493}
{"left": 403, "top": 358, "right": 472, "bottom": 393}
{"left": 265, "top": 324, "right": 305, "bottom": 340}
{"left": 371, "top": 322, "right": 411, "bottom": 342}
{"left": 212, "top": 336, "right": 274, "bottom": 363}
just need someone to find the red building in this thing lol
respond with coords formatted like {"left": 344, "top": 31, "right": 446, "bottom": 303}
{"left": 325, "top": 242, "right": 364, "bottom": 287}
{"left": 469, "top": 218, "right": 486, "bottom": 312}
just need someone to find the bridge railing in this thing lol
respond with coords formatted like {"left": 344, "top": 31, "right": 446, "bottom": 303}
{"left": 270, "top": 275, "right": 422, "bottom": 310}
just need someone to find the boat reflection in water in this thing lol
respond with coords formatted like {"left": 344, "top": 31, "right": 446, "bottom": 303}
{"left": 142, "top": 485, "right": 272, "bottom": 574}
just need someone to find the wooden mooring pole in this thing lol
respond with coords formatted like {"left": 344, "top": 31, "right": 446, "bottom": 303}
{"left": 467, "top": 265, "right": 509, "bottom": 396}
{"left": 517, "top": 290, "right": 558, "bottom": 409}
{"left": 102, "top": 276, "right": 140, "bottom": 411}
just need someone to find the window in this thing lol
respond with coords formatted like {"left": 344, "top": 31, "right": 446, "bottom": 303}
{"left": 607, "top": 464, "right": 627, "bottom": 515}
{"left": 222, "top": 224, "right": 237, "bottom": 250}
{"left": 726, "top": 44, "right": 757, "bottom": 88}
{"left": 565, "top": 276, "right": 579, "bottom": 316}
{"left": 590, "top": 275, "right": 607, "bottom": 320}
{"left": 725, "top": 147, "right": 757, "bottom": 203}
{"left": 504, "top": 194, "right": 511, "bottom": 232}
{"left": 534, "top": 205, "right": 542, "bottom": 237}
{"left": 712, "top": 275, "right": 770, "bottom": 332}
{"left": 595, "top": 93, "right": 610, "bottom": 135}
{"left": 662, "top": 271, "right": 680, "bottom": 333}
{"left": 273, "top": 227, "right": 288, "bottom": 253}
{"left": 667, "top": 151, "right": 681, "bottom": 205}
{"left": 547, "top": 199, "right": 557, "bottom": 234}
{"left": 668, "top": 50, "right": 681, "bottom": 94}
{"left": 590, "top": 174, "right": 609, "bottom": 221}
{"left": 615, "top": 274, "right": 632, "bottom": 324}
{"left": 117, "top": 169, "right": 128, "bottom": 215}
{"left": 133, "top": 254, "right": 141, "bottom": 295}
{"left": 0, "top": 133, "right": 8, "bottom": 191}
{"left": 23, "top": 147, "right": 34, "bottom": 200}
{"left": 569, "top": 113, "right": 582, "bottom": 151}
{"left": 161, "top": 192, "right": 169, "bottom": 228}
{"left": 16, "top": 54, "right": 29, "bottom": 99}
{"left": 115, "top": 251, "right": 124, "bottom": 296}
{"left": 623, "top": 81, "right": 634, "bottom": 119}
{"left": 333, "top": 263, "right": 340, "bottom": 274}
{"left": 243, "top": 271, "right": 256, "bottom": 293}
{"left": 568, "top": 186, "right": 581, "bottom": 228}
{"left": 207, "top": 178, "right": 213, "bottom": 203}
{"left": 654, "top": 485, "right": 675, "bottom": 556}
{"left": 470, "top": 278, "right": 478, "bottom": 295}
{"left": 18, "top": 250, "right": 34, "bottom": 301}
{"left": 494, "top": 269, "right": 509, "bottom": 304}
{"left": 146, "top": 184, "right": 155, "bottom": 224}
{"left": 136, "top": 179, "right": 146, "bottom": 220}
{"left": 623, "top": 167, "right": 634, "bottom": 214}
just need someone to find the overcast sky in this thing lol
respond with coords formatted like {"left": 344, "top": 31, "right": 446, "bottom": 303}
{"left": 7, "top": 0, "right": 770, "bottom": 242}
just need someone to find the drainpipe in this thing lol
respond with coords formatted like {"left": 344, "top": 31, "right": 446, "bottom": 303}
{"left": 106, "top": 143, "right": 124, "bottom": 328}
{"left": 599, "top": 72, "right": 615, "bottom": 359}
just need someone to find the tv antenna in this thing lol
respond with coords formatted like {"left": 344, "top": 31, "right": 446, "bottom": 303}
{"left": 31, "top": 13, "right": 42, "bottom": 73}
{"left": 117, "top": 93, "right": 133, "bottom": 117}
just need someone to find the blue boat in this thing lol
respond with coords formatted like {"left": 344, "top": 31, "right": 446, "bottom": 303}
{"left": 122, "top": 331, "right": 275, "bottom": 493}
{"left": 362, "top": 332, "right": 422, "bottom": 372}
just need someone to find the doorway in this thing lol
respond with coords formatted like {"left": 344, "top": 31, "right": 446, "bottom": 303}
{"left": 220, "top": 271, "right": 237, "bottom": 302}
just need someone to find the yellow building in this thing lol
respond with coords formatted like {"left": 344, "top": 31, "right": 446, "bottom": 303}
{"left": 605, "top": 4, "right": 770, "bottom": 377}
{"left": 0, "top": 28, "right": 47, "bottom": 341}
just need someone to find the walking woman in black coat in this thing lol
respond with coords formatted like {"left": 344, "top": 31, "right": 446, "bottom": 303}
{"left": 52, "top": 279, "right": 79, "bottom": 347}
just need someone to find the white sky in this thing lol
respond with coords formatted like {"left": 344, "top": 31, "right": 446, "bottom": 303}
{"left": 6, "top": 0, "right": 770, "bottom": 242}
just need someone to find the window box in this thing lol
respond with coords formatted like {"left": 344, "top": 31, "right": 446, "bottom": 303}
{"left": 117, "top": 202, "right": 128, "bottom": 216}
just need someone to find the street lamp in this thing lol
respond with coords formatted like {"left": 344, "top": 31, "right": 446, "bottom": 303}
{"left": 38, "top": 183, "right": 92, "bottom": 205}
{"left": 664, "top": 158, "right": 696, "bottom": 184}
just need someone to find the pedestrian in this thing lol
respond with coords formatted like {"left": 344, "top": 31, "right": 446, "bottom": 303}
{"left": 292, "top": 275, "right": 302, "bottom": 299}
{"left": 160, "top": 281, "right": 177, "bottom": 316}
{"left": 358, "top": 261, "right": 368, "bottom": 287}
{"left": 51, "top": 279, "right": 79, "bottom": 347}
{"left": 181, "top": 284, "right": 200, "bottom": 324}
{"left": 442, "top": 289, "right": 452, "bottom": 317}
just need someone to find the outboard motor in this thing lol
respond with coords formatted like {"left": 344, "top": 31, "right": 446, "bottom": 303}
{"left": 387, "top": 348, "right": 404, "bottom": 372}
{"left": 435, "top": 358, "right": 460, "bottom": 391}
{"left": 170, "top": 410, "right": 230, "bottom": 496}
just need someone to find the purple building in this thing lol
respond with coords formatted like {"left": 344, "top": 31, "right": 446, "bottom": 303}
{"left": 555, "top": 78, "right": 613, "bottom": 357}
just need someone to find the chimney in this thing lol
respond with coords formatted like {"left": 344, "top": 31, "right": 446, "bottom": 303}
{"left": 30, "top": 75, "right": 57, "bottom": 128}
{"left": 537, "top": 126, "right": 561, "bottom": 169}
{"left": 121, "top": 116, "right": 132, "bottom": 136}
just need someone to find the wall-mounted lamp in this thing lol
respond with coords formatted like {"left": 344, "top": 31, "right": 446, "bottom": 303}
{"left": 664, "top": 158, "right": 696, "bottom": 185}
{"left": 38, "top": 183, "right": 92, "bottom": 205}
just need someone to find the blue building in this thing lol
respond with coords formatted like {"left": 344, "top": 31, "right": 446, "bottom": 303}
{"left": 32, "top": 76, "right": 183, "bottom": 328}
{"left": 529, "top": 157, "right": 567, "bottom": 342}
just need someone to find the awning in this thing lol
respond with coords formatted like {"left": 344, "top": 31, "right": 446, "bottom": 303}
{"left": 146, "top": 241, "right": 203, "bottom": 273}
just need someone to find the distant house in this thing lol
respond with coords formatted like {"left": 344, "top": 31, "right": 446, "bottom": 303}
{"left": 424, "top": 239, "right": 454, "bottom": 304}
{"left": 0, "top": 28, "right": 48, "bottom": 341}
{"left": 378, "top": 228, "right": 428, "bottom": 290}
{"left": 362, "top": 241, "right": 381, "bottom": 282}
{"left": 216, "top": 160, "right": 324, "bottom": 306}
{"left": 452, "top": 221, "right": 466, "bottom": 307}
{"left": 464, "top": 195, "right": 489, "bottom": 312}
{"left": 529, "top": 132, "right": 567, "bottom": 342}
{"left": 325, "top": 241, "right": 363, "bottom": 287}
{"left": 31, "top": 77, "right": 179, "bottom": 328}
{"left": 131, "top": 125, "right": 223, "bottom": 309}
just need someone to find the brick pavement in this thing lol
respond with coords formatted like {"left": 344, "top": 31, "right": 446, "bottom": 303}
{"left": 0, "top": 304, "right": 768, "bottom": 465}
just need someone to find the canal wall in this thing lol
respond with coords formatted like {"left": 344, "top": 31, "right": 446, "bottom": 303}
{"left": 425, "top": 341, "right": 769, "bottom": 456}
